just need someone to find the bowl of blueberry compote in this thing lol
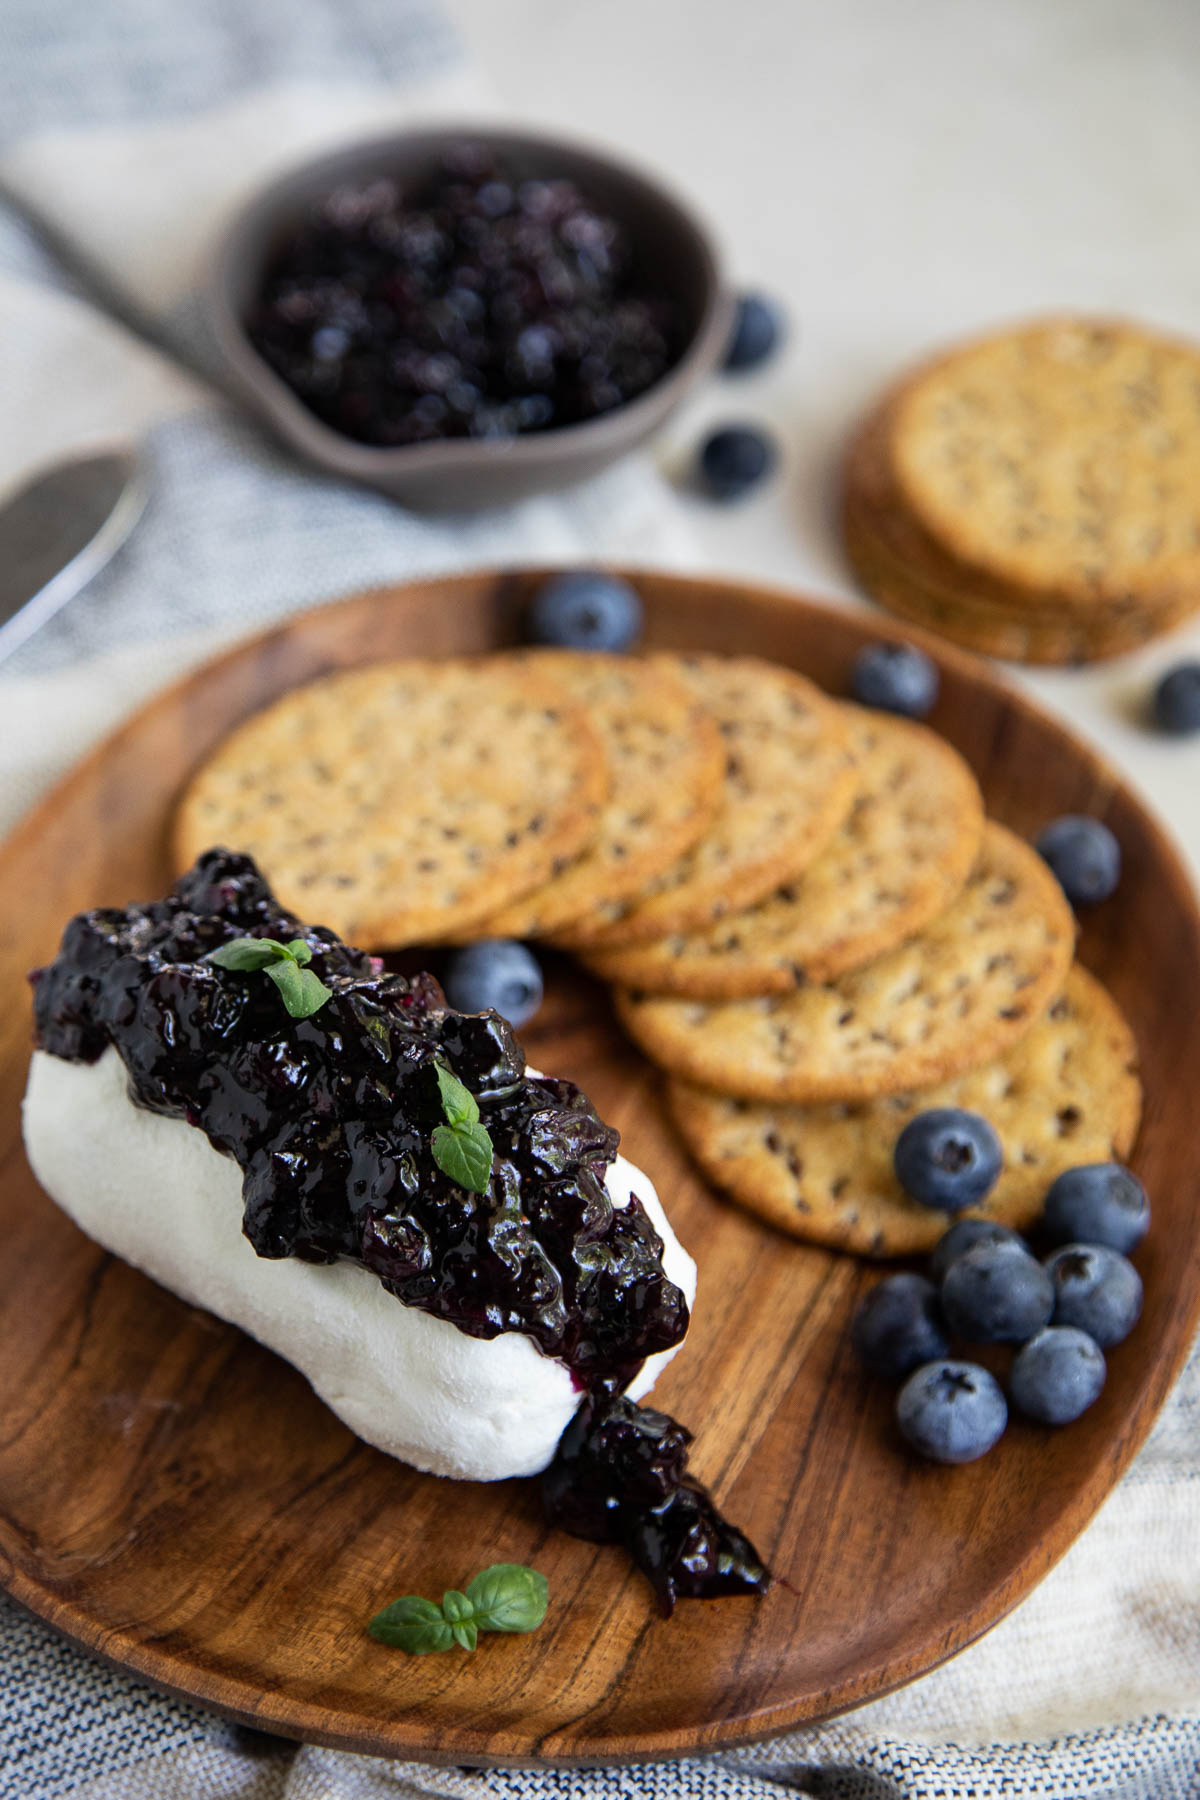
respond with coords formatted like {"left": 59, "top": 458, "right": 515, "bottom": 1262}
{"left": 206, "top": 126, "right": 730, "bottom": 510}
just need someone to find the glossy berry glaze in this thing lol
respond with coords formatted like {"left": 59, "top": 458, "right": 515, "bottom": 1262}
{"left": 30, "top": 850, "right": 767, "bottom": 1612}
{"left": 247, "top": 144, "right": 685, "bottom": 448}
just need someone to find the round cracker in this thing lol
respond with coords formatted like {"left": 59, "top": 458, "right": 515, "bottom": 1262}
{"left": 173, "top": 657, "right": 608, "bottom": 948}
{"left": 474, "top": 651, "right": 724, "bottom": 940}
{"left": 668, "top": 964, "right": 1141, "bottom": 1257}
{"left": 583, "top": 707, "right": 984, "bottom": 997}
{"left": 555, "top": 654, "right": 857, "bottom": 951}
{"left": 889, "top": 317, "right": 1200, "bottom": 616}
{"left": 614, "top": 822, "right": 1076, "bottom": 1104}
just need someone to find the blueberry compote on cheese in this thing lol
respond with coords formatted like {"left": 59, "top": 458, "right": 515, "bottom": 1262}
{"left": 31, "top": 850, "right": 768, "bottom": 1614}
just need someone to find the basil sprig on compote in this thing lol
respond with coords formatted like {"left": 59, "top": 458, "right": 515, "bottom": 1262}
{"left": 368, "top": 1563, "right": 548, "bottom": 1655}
{"left": 430, "top": 1061, "right": 495, "bottom": 1193}
{"left": 207, "top": 936, "right": 332, "bottom": 1019}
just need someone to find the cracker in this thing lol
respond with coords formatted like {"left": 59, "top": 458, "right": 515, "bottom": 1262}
{"left": 668, "top": 964, "right": 1141, "bottom": 1257}
{"left": 583, "top": 708, "right": 984, "bottom": 997}
{"left": 614, "top": 821, "right": 1076, "bottom": 1103}
{"left": 889, "top": 317, "right": 1200, "bottom": 616}
{"left": 555, "top": 654, "right": 857, "bottom": 951}
{"left": 173, "top": 657, "right": 608, "bottom": 948}
{"left": 474, "top": 651, "right": 724, "bottom": 940}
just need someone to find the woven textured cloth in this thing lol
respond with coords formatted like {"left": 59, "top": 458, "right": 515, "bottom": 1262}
{"left": 0, "top": 3, "right": 1198, "bottom": 1797}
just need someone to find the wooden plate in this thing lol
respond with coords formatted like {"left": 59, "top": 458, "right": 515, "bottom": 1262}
{"left": 2, "top": 570, "right": 1198, "bottom": 1766}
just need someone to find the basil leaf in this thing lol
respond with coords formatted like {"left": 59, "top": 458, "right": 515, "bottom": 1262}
{"left": 265, "top": 960, "right": 332, "bottom": 1020}
{"left": 451, "top": 1621, "right": 478, "bottom": 1652}
{"left": 434, "top": 1061, "right": 479, "bottom": 1128}
{"left": 440, "top": 1589, "right": 474, "bottom": 1624}
{"left": 285, "top": 938, "right": 314, "bottom": 967}
{"left": 464, "top": 1564, "right": 549, "bottom": 1635}
{"left": 431, "top": 1120, "right": 494, "bottom": 1193}
{"left": 207, "top": 937, "right": 288, "bottom": 972}
{"left": 367, "top": 1595, "right": 454, "bottom": 1655}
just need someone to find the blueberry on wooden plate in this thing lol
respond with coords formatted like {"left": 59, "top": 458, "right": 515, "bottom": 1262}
{"left": 896, "top": 1360, "right": 1007, "bottom": 1463}
{"left": 1044, "top": 1243, "right": 1143, "bottom": 1347}
{"left": 1042, "top": 1163, "right": 1150, "bottom": 1255}
{"left": 524, "top": 571, "right": 643, "bottom": 652}
{"left": 697, "top": 425, "right": 777, "bottom": 499}
{"left": 1035, "top": 816, "right": 1121, "bottom": 906}
{"left": 893, "top": 1107, "right": 1003, "bottom": 1212}
{"left": 442, "top": 941, "right": 544, "bottom": 1028}
{"left": 1152, "top": 661, "right": 1200, "bottom": 735}
{"left": 1010, "top": 1326, "right": 1106, "bottom": 1425}
{"left": 929, "top": 1218, "right": 1024, "bottom": 1285}
{"left": 940, "top": 1240, "right": 1054, "bottom": 1344}
{"left": 723, "top": 293, "right": 784, "bottom": 371}
{"left": 851, "top": 1273, "right": 949, "bottom": 1380}
{"left": 849, "top": 641, "right": 939, "bottom": 719}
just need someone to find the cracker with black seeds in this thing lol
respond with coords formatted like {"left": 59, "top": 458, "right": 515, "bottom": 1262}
{"left": 555, "top": 654, "right": 857, "bottom": 951}
{"left": 173, "top": 657, "right": 609, "bottom": 948}
{"left": 475, "top": 651, "right": 725, "bottom": 940}
{"left": 614, "top": 822, "right": 1075, "bottom": 1103}
{"left": 669, "top": 964, "right": 1140, "bottom": 1257}
{"left": 583, "top": 708, "right": 984, "bottom": 997}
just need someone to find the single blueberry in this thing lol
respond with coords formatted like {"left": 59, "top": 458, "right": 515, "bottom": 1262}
{"left": 1042, "top": 1164, "right": 1150, "bottom": 1255}
{"left": 1035, "top": 816, "right": 1121, "bottom": 906}
{"left": 723, "top": 293, "right": 784, "bottom": 371}
{"left": 851, "top": 1273, "right": 949, "bottom": 1380}
{"left": 697, "top": 426, "right": 777, "bottom": 500}
{"left": 1044, "top": 1243, "right": 1143, "bottom": 1347}
{"left": 524, "top": 571, "right": 643, "bottom": 652}
{"left": 850, "top": 641, "right": 939, "bottom": 719}
{"left": 941, "top": 1240, "right": 1054, "bottom": 1343}
{"left": 895, "top": 1359, "right": 1007, "bottom": 1463}
{"left": 1010, "top": 1326, "right": 1106, "bottom": 1425}
{"left": 929, "top": 1218, "right": 1025, "bottom": 1286}
{"left": 1152, "top": 662, "right": 1200, "bottom": 735}
{"left": 894, "top": 1108, "right": 1003, "bottom": 1212}
{"left": 442, "top": 940, "right": 544, "bottom": 1030}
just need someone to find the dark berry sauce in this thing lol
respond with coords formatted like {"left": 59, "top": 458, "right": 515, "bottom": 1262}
{"left": 31, "top": 849, "right": 768, "bottom": 1609}
{"left": 247, "top": 143, "right": 686, "bottom": 448}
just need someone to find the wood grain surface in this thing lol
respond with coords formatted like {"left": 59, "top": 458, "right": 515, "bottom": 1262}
{"left": 1, "top": 570, "right": 1198, "bottom": 1766}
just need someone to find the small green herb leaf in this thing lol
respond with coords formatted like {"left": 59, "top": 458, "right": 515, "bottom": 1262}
{"left": 434, "top": 1062, "right": 479, "bottom": 1128}
{"left": 367, "top": 1595, "right": 454, "bottom": 1655}
{"left": 431, "top": 1120, "right": 494, "bottom": 1193}
{"left": 206, "top": 935, "right": 332, "bottom": 1020}
{"left": 368, "top": 1566, "right": 547, "bottom": 1656}
{"left": 464, "top": 1564, "right": 550, "bottom": 1635}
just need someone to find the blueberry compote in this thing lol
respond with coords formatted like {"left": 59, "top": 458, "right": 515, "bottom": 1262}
{"left": 31, "top": 849, "right": 768, "bottom": 1614}
{"left": 247, "top": 143, "right": 686, "bottom": 448}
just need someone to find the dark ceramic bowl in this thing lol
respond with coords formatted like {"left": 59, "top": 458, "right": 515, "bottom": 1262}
{"left": 204, "top": 124, "right": 731, "bottom": 512}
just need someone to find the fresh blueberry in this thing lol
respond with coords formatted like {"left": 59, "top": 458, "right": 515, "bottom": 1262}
{"left": 1010, "top": 1326, "right": 1106, "bottom": 1425}
{"left": 723, "top": 293, "right": 784, "bottom": 371}
{"left": 894, "top": 1108, "right": 1003, "bottom": 1212}
{"left": 1152, "top": 662, "right": 1200, "bottom": 735}
{"left": 697, "top": 425, "right": 777, "bottom": 500}
{"left": 524, "top": 571, "right": 643, "bottom": 652}
{"left": 929, "top": 1218, "right": 1025, "bottom": 1286}
{"left": 1044, "top": 1243, "right": 1143, "bottom": 1347}
{"left": 851, "top": 1273, "right": 949, "bottom": 1380}
{"left": 1035, "top": 816, "right": 1121, "bottom": 906}
{"left": 940, "top": 1241, "right": 1054, "bottom": 1343}
{"left": 442, "top": 940, "right": 544, "bottom": 1029}
{"left": 895, "top": 1359, "right": 1007, "bottom": 1463}
{"left": 849, "top": 641, "right": 939, "bottom": 719}
{"left": 1042, "top": 1164, "right": 1150, "bottom": 1255}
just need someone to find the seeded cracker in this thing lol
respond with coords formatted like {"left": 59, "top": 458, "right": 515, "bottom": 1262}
{"left": 669, "top": 965, "right": 1141, "bottom": 1257}
{"left": 584, "top": 707, "right": 984, "bottom": 998}
{"left": 173, "top": 658, "right": 608, "bottom": 948}
{"left": 615, "top": 822, "right": 1075, "bottom": 1104}
{"left": 555, "top": 654, "right": 857, "bottom": 951}
{"left": 475, "top": 651, "right": 725, "bottom": 940}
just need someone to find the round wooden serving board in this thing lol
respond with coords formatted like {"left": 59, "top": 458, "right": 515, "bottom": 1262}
{"left": 1, "top": 571, "right": 1198, "bottom": 1766}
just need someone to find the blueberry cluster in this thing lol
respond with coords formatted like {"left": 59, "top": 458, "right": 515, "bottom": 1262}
{"left": 852, "top": 1160, "right": 1149, "bottom": 1463}
{"left": 248, "top": 145, "right": 686, "bottom": 448}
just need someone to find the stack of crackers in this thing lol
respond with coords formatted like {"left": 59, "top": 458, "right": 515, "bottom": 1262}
{"left": 175, "top": 646, "right": 1142, "bottom": 1260}
{"left": 844, "top": 317, "right": 1200, "bottom": 665}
